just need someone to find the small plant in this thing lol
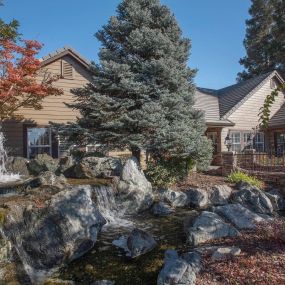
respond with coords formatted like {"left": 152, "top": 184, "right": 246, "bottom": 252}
{"left": 145, "top": 157, "right": 195, "bottom": 188}
{"left": 227, "top": 170, "right": 263, "bottom": 188}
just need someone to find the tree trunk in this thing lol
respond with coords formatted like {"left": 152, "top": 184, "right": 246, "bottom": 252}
{"left": 131, "top": 146, "right": 141, "bottom": 166}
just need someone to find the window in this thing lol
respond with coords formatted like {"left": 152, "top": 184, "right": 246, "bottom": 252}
{"left": 231, "top": 132, "right": 241, "bottom": 152}
{"left": 207, "top": 132, "right": 218, "bottom": 154}
{"left": 61, "top": 60, "right": 73, "bottom": 79}
{"left": 254, "top": 132, "right": 265, "bottom": 152}
{"left": 243, "top": 132, "right": 252, "bottom": 149}
{"left": 27, "top": 127, "right": 51, "bottom": 159}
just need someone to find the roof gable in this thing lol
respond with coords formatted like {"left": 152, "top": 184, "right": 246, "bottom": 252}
{"left": 40, "top": 46, "right": 91, "bottom": 70}
{"left": 218, "top": 71, "right": 276, "bottom": 119}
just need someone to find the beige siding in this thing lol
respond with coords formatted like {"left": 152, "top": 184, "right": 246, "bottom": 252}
{"left": 17, "top": 55, "right": 91, "bottom": 125}
{"left": 3, "top": 55, "right": 91, "bottom": 157}
{"left": 220, "top": 80, "right": 285, "bottom": 151}
{"left": 194, "top": 90, "right": 220, "bottom": 121}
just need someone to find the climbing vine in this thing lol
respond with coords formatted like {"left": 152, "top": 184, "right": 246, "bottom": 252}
{"left": 259, "top": 83, "right": 285, "bottom": 129}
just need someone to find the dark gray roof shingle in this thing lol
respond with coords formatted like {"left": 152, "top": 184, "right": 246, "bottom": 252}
{"left": 217, "top": 71, "right": 273, "bottom": 118}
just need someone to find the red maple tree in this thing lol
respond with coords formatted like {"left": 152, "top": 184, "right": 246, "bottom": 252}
{"left": 0, "top": 39, "right": 63, "bottom": 120}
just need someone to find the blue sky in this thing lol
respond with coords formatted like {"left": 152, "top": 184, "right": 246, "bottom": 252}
{"left": 2, "top": 0, "right": 251, "bottom": 89}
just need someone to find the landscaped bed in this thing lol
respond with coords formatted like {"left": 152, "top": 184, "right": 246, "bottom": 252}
{"left": 196, "top": 220, "right": 285, "bottom": 285}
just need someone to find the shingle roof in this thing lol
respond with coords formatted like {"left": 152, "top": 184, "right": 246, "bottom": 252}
{"left": 218, "top": 71, "right": 274, "bottom": 118}
{"left": 41, "top": 46, "right": 91, "bottom": 69}
{"left": 195, "top": 70, "right": 284, "bottom": 125}
{"left": 269, "top": 103, "right": 285, "bottom": 127}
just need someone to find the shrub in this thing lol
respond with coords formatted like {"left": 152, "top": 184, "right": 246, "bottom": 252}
{"left": 227, "top": 170, "right": 263, "bottom": 188}
{"left": 145, "top": 157, "right": 195, "bottom": 188}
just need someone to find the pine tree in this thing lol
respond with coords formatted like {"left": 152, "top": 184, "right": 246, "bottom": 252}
{"left": 69, "top": 0, "right": 212, "bottom": 167}
{"left": 238, "top": 0, "right": 285, "bottom": 81}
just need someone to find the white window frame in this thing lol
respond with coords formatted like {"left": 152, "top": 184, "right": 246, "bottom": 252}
{"left": 27, "top": 127, "right": 52, "bottom": 159}
{"left": 230, "top": 132, "right": 241, "bottom": 152}
{"left": 254, "top": 132, "right": 265, "bottom": 152}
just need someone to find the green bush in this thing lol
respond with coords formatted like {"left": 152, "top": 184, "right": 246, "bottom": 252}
{"left": 145, "top": 157, "right": 195, "bottom": 188}
{"left": 227, "top": 171, "right": 263, "bottom": 188}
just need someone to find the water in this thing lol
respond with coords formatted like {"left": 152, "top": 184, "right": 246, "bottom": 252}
{"left": 93, "top": 185, "right": 133, "bottom": 229}
{"left": 0, "top": 131, "right": 20, "bottom": 183}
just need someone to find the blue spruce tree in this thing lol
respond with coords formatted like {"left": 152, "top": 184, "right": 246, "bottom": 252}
{"left": 69, "top": 0, "right": 212, "bottom": 169}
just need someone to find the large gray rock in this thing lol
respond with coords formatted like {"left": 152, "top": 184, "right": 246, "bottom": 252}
{"left": 112, "top": 228, "right": 157, "bottom": 258}
{"left": 232, "top": 187, "right": 273, "bottom": 214}
{"left": 209, "top": 185, "right": 232, "bottom": 206}
{"left": 33, "top": 171, "right": 68, "bottom": 189}
{"left": 213, "top": 203, "right": 266, "bottom": 230}
{"left": 64, "top": 156, "right": 122, "bottom": 179}
{"left": 185, "top": 211, "right": 238, "bottom": 245}
{"left": 3, "top": 186, "right": 106, "bottom": 284}
{"left": 28, "top": 154, "right": 59, "bottom": 176}
{"left": 57, "top": 156, "right": 75, "bottom": 175}
{"left": 5, "top": 156, "right": 30, "bottom": 177}
{"left": 151, "top": 202, "right": 174, "bottom": 216}
{"left": 158, "top": 188, "right": 189, "bottom": 207}
{"left": 116, "top": 157, "right": 154, "bottom": 214}
{"left": 186, "top": 188, "right": 208, "bottom": 208}
{"left": 265, "top": 190, "right": 285, "bottom": 211}
{"left": 157, "top": 250, "right": 201, "bottom": 285}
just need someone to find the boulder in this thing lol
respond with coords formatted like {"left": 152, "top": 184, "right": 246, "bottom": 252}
{"left": 112, "top": 228, "right": 157, "bottom": 258}
{"left": 158, "top": 188, "right": 189, "bottom": 208}
{"left": 116, "top": 157, "right": 154, "bottom": 214}
{"left": 211, "top": 246, "right": 241, "bottom": 261}
{"left": 151, "top": 202, "right": 174, "bottom": 216}
{"left": 213, "top": 203, "right": 266, "bottom": 230}
{"left": 28, "top": 154, "right": 59, "bottom": 176}
{"left": 186, "top": 188, "right": 209, "bottom": 208}
{"left": 232, "top": 187, "right": 273, "bottom": 214}
{"left": 33, "top": 171, "right": 68, "bottom": 189}
{"left": 3, "top": 185, "right": 106, "bottom": 284}
{"left": 209, "top": 185, "right": 232, "bottom": 206}
{"left": 265, "top": 190, "right": 285, "bottom": 211}
{"left": 185, "top": 211, "right": 238, "bottom": 246}
{"left": 157, "top": 250, "right": 201, "bottom": 285}
{"left": 5, "top": 156, "right": 30, "bottom": 177}
{"left": 64, "top": 156, "right": 122, "bottom": 179}
{"left": 56, "top": 156, "right": 75, "bottom": 175}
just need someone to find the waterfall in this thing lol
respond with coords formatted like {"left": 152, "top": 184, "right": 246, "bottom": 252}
{"left": 0, "top": 131, "right": 20, "bottom": 183}
{"left": 93, "top": 185, "right": 133, "bottom": 228}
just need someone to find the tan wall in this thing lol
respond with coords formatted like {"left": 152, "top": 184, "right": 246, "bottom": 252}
{"left": 221, "top": 80, "right": 285, "bottom": 151}
{"left": 3, "top": 55, "right": 91, "bottom": 157}
{"left": 18, "top": 55, "right": 91, "bottom": 125}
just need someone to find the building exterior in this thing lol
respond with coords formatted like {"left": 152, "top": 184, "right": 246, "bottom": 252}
{"left": 195, "top": 70, "right": 285, "bottom": 163}
{"left": 2, "top": 47, "right": 92, "bottom": 159}
{"left": 2, "top": 46, "right": 285, "bottom": 162}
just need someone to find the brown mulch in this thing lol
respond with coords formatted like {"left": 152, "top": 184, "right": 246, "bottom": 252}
{"left": 196, "top": 220, "right": 285, "bottom": 285}
{"left": 174, "top": 172, "right": 234, "bottom": 191}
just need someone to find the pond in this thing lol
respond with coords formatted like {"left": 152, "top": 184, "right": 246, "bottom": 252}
{"left": 55, "top": 208, "right": 198, "bottom": 285}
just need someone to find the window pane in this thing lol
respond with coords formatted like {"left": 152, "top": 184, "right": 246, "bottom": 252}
{"left": 28, "top": 128, "right": 50, "bottom": 146}
{"left": 28, "top": 147, "right": 51, "bottom": 159}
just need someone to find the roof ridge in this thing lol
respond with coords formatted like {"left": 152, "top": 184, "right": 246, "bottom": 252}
{"left": 41, "top": 46, "right": 91, "bottom": 67}
{"left": 217, "top": 70, "right": 274, "bottom": 93}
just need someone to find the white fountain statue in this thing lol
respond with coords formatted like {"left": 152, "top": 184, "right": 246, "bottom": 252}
{"left": 0, "top": 131, "right": 21, "bottom": 183}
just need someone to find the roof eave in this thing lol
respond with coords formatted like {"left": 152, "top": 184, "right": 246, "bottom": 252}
{"left": 221, "top": 70, "right": 283, "bottom": 120}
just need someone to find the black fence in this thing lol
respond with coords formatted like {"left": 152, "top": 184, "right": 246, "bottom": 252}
{"left": 236, "top": 151, "right": 285, "bottom": 173}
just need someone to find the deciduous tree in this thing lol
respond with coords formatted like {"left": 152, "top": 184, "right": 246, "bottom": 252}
{"left": 0, "top": 39, "right": 63, "bottom": 121}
